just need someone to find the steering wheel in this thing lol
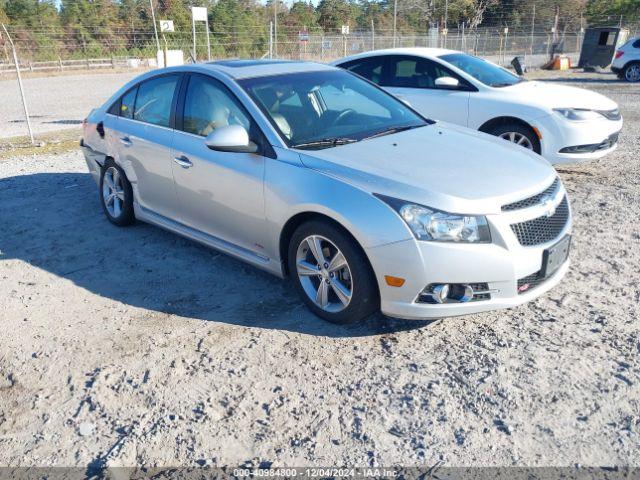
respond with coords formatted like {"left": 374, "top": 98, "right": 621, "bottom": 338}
{"left": 334, "top": 108, "right": 357, "bottom": 126}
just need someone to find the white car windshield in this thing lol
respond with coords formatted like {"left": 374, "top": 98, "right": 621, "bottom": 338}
{"left": 439, "top": 53, "right": 523, "bottom": 87}
{"left": 239, "top": 70, "right": 429, "bottom": 149}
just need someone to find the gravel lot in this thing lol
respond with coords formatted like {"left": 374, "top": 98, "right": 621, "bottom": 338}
{"left": 0, "top": 70, "right": 639, "bottom": 470}
{"left": 0, "top": 70, "right": 142, "bottom": 139}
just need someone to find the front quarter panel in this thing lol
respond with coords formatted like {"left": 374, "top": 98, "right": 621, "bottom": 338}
{"left": 263, "top": 148, "right": 413, "bottom": 264}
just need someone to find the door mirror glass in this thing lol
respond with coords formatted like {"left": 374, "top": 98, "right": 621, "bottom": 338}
{"left": 204, "top": 125, "right": 258, "bottom": 153}
{"left": 434, "top": 76, "right": 461, "bottom": 89}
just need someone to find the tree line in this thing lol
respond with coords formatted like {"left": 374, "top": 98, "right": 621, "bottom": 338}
{"left": 0, "top": 0, "right": 638, "bottom": 60}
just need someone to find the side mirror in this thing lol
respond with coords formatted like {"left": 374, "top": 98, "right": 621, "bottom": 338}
{"left": 434, "top": 76, "right": 461, "bottom": 89}
{"left": 204, "top": 125, "right": 258, "bottom": 154}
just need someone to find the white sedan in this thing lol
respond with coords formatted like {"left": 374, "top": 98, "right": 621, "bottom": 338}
{"left": 333, "top": 48, "right": 623, "bottom": 164}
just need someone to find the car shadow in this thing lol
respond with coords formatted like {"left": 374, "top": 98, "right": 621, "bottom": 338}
{"left": 0, "top": 171, "right": 433, "bottom": 337}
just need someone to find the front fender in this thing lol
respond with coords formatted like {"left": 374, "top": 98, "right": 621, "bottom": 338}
{"left": 263, "top": 153, "right": 412, "bottom": 263}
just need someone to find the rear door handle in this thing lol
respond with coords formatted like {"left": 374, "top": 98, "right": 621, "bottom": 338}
{"left": 120, "top": 136, "right": 132, "bottom": 146}
{"left": 173, "top": 155, "right": 193, "bottom": 169}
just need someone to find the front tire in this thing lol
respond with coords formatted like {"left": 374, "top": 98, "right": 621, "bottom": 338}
{"left": 488, "top": 122, "right": 541, "bottom": 154}
{"left": 100, "top": 159, "right": 135, "bottom": 226}
{"left": 287, "top": 220, "right": 379, "bottom": 324}
{"left": 623, "top": 62, "right": 640, "bottom": 82}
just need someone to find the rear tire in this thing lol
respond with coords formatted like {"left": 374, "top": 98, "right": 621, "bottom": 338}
{"left": 287, "top": 219, "right": 379, "bottom": 324}
{"left": 99, "top": 159, "right": 135, "bottom": 226}
{"left": 623, "top": 62, "right": 640, "bottom": 82}
{"left": 488, "top": 122, "right": 541, "bottom": 154}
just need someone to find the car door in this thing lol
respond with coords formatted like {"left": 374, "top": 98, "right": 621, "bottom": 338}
{"left": 170, "top": 73, "right": 268, "bottom": 255}
{"left": 113, "top": 74, "right": 182, "bottom": 220}
{"left": 382, "top": 55, "right": 472, "bottom": 126}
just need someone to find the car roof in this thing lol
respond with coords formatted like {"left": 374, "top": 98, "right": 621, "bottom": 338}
{"left": 334, "top": 47, "right": 461, "bottom": 64}
{"left": 198, "top": 59, "right": 337, "bottom": 79}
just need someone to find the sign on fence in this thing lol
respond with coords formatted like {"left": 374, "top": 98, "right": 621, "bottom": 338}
{"left": 191, "top": 7, "right": 208, "bottom": 22}
{"left": 159, "top": 20, "right": 174, "bottom": 33}
{"left": 298, "top": 31, "right": 309, "bottom": 42}
{"left": 341, "top": 25, "right": 350, "bottom": 35}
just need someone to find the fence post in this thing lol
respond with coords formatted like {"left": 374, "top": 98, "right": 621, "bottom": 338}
{"left": 58, "top": 55, "right": 63, "bottom": 71}
{"left": 269, "top": 21, "right": 273, "bottom": 59}
{"left": 371, "top": 19, "right": 375, "bottom": 50}
{"left": 1, "top": 24, "right": 34, "bottom": 145}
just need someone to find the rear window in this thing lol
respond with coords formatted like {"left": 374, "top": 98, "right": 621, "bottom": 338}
{"left": 133, "top": 75, "right": 180, "bottom": 127}
{"left": 120, "top": 88, "right": 137, "bottom": 119}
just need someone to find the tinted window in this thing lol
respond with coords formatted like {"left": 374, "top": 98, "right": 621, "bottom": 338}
{"left": 134, "top": 75, "right": 180, "bottom": 127}
{"left": 633, "top": 39, "right": 640, "bottom": 49}
{"left": 342, "top": 57, "right": 386, "bottom": 85}
{"left": 120, "top": 87, "right": 137, "bottom": 119}
{"left": 388, "top": 56, "right": 461, "bottom": 89}
{"left": 439, "top": 53, "right": 522, "bottom": 87}
{"left": 182, "top": 75, "right": 251, "bottom": 137}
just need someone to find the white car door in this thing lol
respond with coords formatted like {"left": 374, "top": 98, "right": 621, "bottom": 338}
{"left": 382, "top": 55, "right": 472, "bottom": 126}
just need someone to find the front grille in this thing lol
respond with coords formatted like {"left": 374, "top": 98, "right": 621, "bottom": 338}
{"left": 517, "top": 271, "right": 546, "bottom": 294}
{"left": 597, "top": 108, "right": 621, "bottom": 121}
{"left": 510, "top": 196, "right": 569, "bottom": 246}
{"left": 502, "top": 178, "right": 559, "bottom": 212}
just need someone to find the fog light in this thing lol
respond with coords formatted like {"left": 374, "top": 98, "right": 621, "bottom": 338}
{"left": 448, "top": 284, "right": 474, "bottom": 302}
{"left": 431, "top": 284, "right": 450, "bottom": 304}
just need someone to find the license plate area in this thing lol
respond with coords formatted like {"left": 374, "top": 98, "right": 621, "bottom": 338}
{"left": 541, "top": 235, "right": 571, "bottom": 277}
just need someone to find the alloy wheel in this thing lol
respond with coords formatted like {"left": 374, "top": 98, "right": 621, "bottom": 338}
{"left": 296, "top": 235, "right": 353, "bottom": 313}
{"left": 102, "top": 166, "right": 125, "bottom": 218}
{"left": 625, "top": 64, "right": 640, "bottom": 82}
{"left": 498, "top": 131, "right": 534, "bottom": 150}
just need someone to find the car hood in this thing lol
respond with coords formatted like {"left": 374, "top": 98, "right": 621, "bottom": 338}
{"left": 500, "top": 80, "right": 618, "bottom": 111}
{"left": 298, "top": 123, "right": 557, "bottom": 215}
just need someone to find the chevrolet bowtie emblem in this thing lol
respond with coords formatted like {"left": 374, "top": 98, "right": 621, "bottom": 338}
{"left": 540, "top": 195, "right": 556, "bottom": 217}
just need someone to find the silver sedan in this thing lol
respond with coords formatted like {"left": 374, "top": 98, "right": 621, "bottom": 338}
{"left": 81, "top": 60, "right": 571, "bottom": 324}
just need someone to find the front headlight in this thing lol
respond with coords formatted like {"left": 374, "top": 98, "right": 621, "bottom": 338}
{"left": 553, "top": 108, "right": 602, "bottom": 121}
{"left": 375, "top": 194, "right": 491, "bottom": 243}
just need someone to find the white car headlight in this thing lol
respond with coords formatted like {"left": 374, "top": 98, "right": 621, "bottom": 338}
{"left": 375, "top": 195, "right": 491, "bottom": 243}
{"left": 553, "top": 108, "right": 602, "bottom": 121}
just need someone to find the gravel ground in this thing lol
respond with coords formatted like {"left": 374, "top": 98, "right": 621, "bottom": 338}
{"left": 0, "top": 70, "right": 142, "bottom": 139}
{"left": 0, "top": 70, "right": 638, "bottom": 470}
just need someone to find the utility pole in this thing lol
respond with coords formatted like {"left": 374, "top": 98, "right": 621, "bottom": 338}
{"left": 273, "top": 0, "right": 278, "bottom": 58}
{"left": 269, "top": 21, "right": 273, "bottom": 59}
{"left": 149, "top": 0, "right": 161, "bottom": 55}
{"left": 393, "top": 0, "right": 397, "bottom": 47}
{"left": 1, "top": 24, "right": 34, "bottom": 145}
{"left": 529, "top": 4, "right": 535, "bottom": 56}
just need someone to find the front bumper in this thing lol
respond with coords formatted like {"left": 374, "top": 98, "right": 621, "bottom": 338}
{"left": 535, "top": 114, "right": 623, "bottom": 165}
{"left": 366, "top": 189, "right": 572, "bottom": 320}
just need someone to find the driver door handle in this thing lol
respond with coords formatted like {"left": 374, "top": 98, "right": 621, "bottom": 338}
{"left": 120, "top": 136, "right": 132, "bottom": 147}
{"left": 173, "top": 155, "right": 193, "bottom": 169}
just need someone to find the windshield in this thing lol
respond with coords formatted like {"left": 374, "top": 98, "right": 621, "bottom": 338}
{"left": 439, "top": 53, "right": 523, "bottom": 87}
{"left": 239, "top": 70, "right": 428, "bottom": 149}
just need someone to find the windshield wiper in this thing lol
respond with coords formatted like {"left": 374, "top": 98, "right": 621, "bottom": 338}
{"left": 363, "top": 124, "right": 422, "bottom": 140}
{"left": 291, "top": 137, "right": 358, "bottom": 150}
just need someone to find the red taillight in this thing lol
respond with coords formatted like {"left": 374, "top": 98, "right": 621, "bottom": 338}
{"left": 615, "top": 50, "right": 624, "bottom": 59}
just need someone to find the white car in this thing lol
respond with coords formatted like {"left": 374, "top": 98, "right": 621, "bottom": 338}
{"left": 333, "top": 48, "right": 623, "bottom": 164}
{"left": 612, "top": 37, "right": 640, "bottom": 82}
{"left": 81, "top": 61, "right": 571, "bottom": 323}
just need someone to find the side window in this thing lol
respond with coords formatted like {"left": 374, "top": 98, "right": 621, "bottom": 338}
{"left": 133, "top": 75, "right": 180, "bottom": 127}
{"left": 389, "top": 56, "right": 461, "bottom": 89}
{"left": 633, "top": 39, "right": 640, "bottom": 49}
{"left": 342, "top": 57, "right": 386, "bottom": 85}
{"left": 120, "top": 87, "right": 137, "bottom": 119}
{"left": 182, "top": 75, "right": 251, "bottom": 137}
